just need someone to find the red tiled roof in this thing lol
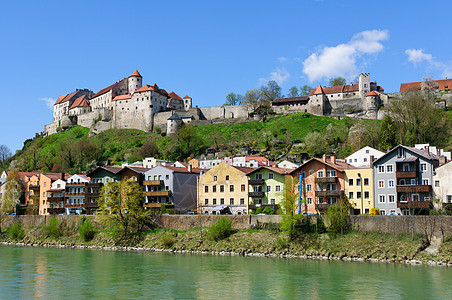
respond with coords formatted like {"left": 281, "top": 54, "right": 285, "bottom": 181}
{"left": 245, "top": 156, "right": 269, "bottom": 163}
{"left": 248, "top": 166, "right": 291, "bottom": 175}
{"left": 367, "top": 91, "right": 378, "bottom": 96}
{"left": 92, "top": 82, "right": 119, "bottom": 98}
{"left": 55, "top": 91, "right": 78, "bottom": 105}
{"left": 168, "top": 91, "right": 183, "bottom": 101}
{"left": 164, "top": 166, "right": 204, "bottom": 174}
{"left": 69, "top": 95, "right": 90, "bottom": 109}
{"left": 232, "top": 166, "right": 256, "bottom": 174}
{"left": 129, "top": 70, "right": 142, "bottom": 77}
{"left": 273, "top": 96, "right": 309, "bottom": 105}
{"left": 309, "top": 84, "right": 360, "bottom": 96}
{"left": 399, "top": 78, "right": 452, "bottom": 93}
{"left": 135, "top": 84, "right": 155, "bottom": 93}
{"left": 313, "top": 84, "right": 325, "bottom": 95}
{"left": 183, "top": 95, "right": 191, "bottom": 99}
{"left": 290, "top": 157, "right": 355, "bottom": 175}
{"left": 112, "top": 94, "right": 132, "bottom": 101}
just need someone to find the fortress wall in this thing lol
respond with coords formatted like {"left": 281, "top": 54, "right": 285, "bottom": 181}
{"left": 199, "top": 105, "right": 248, "bottom": 120}
{"left": 78, "top": 108, "right": 113, "bottom": 128}
{"left": 153, "top": 111, "right": 173, "bottom": 127}
{"left": 329, "top": 98, "right": 365, "bottom": 113}
{"left": 113, "top": 99, "right": 153, "bottom": 132}
{"left": 272, "top": 104, "right": 310, "bottom": 114}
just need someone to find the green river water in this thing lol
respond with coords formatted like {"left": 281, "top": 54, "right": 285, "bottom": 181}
{"left": 0, "top": 246, "right": 450, "bottom": 299}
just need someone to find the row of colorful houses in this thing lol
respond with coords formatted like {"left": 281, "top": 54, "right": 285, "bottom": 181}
{"left": 1, "top": 144, "right": 452, "bottom": 215}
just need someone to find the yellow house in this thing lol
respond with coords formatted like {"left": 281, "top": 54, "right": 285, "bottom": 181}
{"left": 197, "top": 163, "right": 254, "bottom": 215}
{"left": 344, "top": 168, "right": 374, "bottom": 214}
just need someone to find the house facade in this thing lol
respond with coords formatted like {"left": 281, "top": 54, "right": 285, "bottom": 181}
{"left": 344, "top": 168, "right": 374, "bottom": 214}
{"left": 433, "top": 161, "right": 452, "bottom": 210}
{"left": 345, "top": 146, "right": 384, "bottom": 168}
{"left": 47, "top": 179, "right": 66, "bottom": 215}
{"left": 65, "top": 174, "right": 90, "bottom": 215}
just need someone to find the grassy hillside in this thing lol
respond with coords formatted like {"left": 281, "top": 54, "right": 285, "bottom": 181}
{"left": 14, "top": 113, "right": 380, "bottom": 173}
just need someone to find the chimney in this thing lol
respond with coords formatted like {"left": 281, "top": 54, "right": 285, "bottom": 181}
{"left": 188, "top": 165, "right": 192, "bottom": 173}
{"left": 61, "top": 173, "right": 65, "bottom": 180}
{"left": 331, "top": 155, "right": 336, "bottom": 164}
{"left": 426, "top": 146, "right": 430, "bottom": 154}
{"left": 370, "top": 155, "right": 374, "bottom": 168}
{"left": 322, "top": 154, "right": 327, "bottom": 162}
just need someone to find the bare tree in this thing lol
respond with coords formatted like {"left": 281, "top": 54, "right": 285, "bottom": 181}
{"left": 0, "top": 145, "right": 12, "bottom": 172}
{"left": 1, "top": 169, "right": 22, "bottom": 214}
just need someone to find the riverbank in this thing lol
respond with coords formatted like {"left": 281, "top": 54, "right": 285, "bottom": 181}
{"left": 1, "top": 227, "right": 450, "bottom": 267}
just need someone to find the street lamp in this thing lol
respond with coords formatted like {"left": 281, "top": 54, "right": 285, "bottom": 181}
{"left": 358, "top": 173, "right": 363, "bottom": 214}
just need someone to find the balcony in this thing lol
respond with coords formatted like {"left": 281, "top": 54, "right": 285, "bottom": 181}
{"left": 47, "top": 197, "right": 64, "bottom": 203}
{"left": 396, "top": 171, "right": 417, "bottom": 179}
{"left": 66, "top": 182, "right": 87, "bottom": 186}
{"left": 143, "top": 180, "right": 164, "bottom": 186}
{"left": 248, "top": 191, "right": 264, "bottom": 197}
{"left": 396, "top": 185, "right": 432, "bottom": 193}
{"left": 249, "top": 179, "right": 264, "bottom": 185}
{"left": 86, "top": 192, "right": 99, "bottom": 198}
{"left": 145, "top": 190, "right": 172, "bottom": 197}
{"left": 84, "top": 202, "right": 98, "bottom": 208}
{"left": 397, "top": 201, "right": 431, "bottom": 209}
{"left": 65, "top": 192, "right": 85, "bottom": 197}
{"left": 315, "top": 203, "right": 332, "bottom": 211}
{"left": 48, "top": 208, "right": 65, "bottom": 214}
{"left": 87, "top": 183, "right": 102, "bottom": 188}
{"left": 315, "top": 177, "right": 337, "bottom": 183}
{"left": 315, "top": 190, "right": 344, "bottom": 197}
{"left": 143, "top": 202, "right": 166, "bottom": 208}
{"left": 65, "top": 204, "right": 83, "bottom": 208}
{"left": 29, "top": 185, "right": 40, "bottom": 190}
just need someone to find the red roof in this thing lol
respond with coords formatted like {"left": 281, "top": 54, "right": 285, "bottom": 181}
{"left": 164, "top": 166, "right": 204, "bottom": 174}
{"left": 183, "top": 95, "right": 191, "bottom": 99}
{"left": 309, "top": 84, "right": 360, "bottom": 96}
{"left": 168, "top": 92, "right": 183, "bottom": 101}
{"left": 112, "top": 94, "right": 132, "bottom": 101}
{"left": 69, "top": 95, "right": 90, "bottom": 109}
{"left": 245, "top": 156, "right": 269, "bottom": 163}
{"left": 129, "top": 70, "right": 142, "bottom": 77}
{"left": 367, "top": 91, "right": 378, "bottom": 96}
{"left": 135, "top": 84, "right": 155, "bottom": 93}
{"left": 399, "top": 78, "right": 452, "bottom": 93}
{"left": 92, "top": 82, "right": 119, "bottom": 98}
{"left": 55, "top": 91, "right": 78, "bottom": 105}
{"left": 313, "top": 84, "right": 325, "bottom": 95}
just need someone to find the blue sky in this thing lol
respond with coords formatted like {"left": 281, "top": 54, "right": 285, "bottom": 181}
{"left": 1, "top": 0, "right": 451, "bottom": 153}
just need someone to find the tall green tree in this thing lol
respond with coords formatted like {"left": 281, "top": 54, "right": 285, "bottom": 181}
{"left": 280, "top": 177, "right": 302, "bottom": 240}
{"left": 299, "top": 85, "right": 313, "bottom": 96}
{"left": 288, "top": 86, "right": 299, "bottom": 97}
{"left": 328, "top": 77, "right": 346, "bottom": 86}
{"left": 379, "top": 115, "right": 397, "bottom": 150}
{"left": 223, "top": 93, "right": 243, "bottom": 106}
{"left": 1, "top": 169, "right": 22, "bottom": 214}
{"left": 260, "top": 80, "right": 282, "bottom": 102}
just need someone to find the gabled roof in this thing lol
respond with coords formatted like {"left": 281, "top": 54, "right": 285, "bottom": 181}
{"left": 248, "top": 166, "right": 292, "bottom": 175}
{"left": 272, "top": 96, "right": 309, "bottom": 106}
{"left": 232, "top": 166, "right": 256, "bottom": 174}
{"left": 290, "top": 157, "right": 355, "bottom": 175}
{"left": 373, "top": 144, "right": 440, "bottom": 165}
{"left": 69, "top": 95, "right": 90, "bottom": 109}
{"left": 168, "top": 92, "right": 183, "bottom": 101}
{"left": 313, "top": 84, "right": 325, "bottom": 95}
{"left": 400, "top": 78, "right": 452, "bottom": 93}
{"left": 163, "top": 166, "right": 204, "bottom": 174}
{"left": 112, "top": 94, "right": 132, "bottom": 101}
{"left": 246, "top": 156, "right": 269, "bottom": 163}
{"left": 309, "top": 84, "right": 360, "bottom": 96}
{"left": 168, "top": 113, "right": 181, "bottom": 120}
{"left": 367, "top": 91, "right": 378, "bottom": 96}
{"left": 87, "top": 166, "right": 123, "bottom": 177}
{"left": 129, "top": 70, "right": 142, "bottom": 77}
{"left": 183, "top": 95, "right": 191, "bottom": 99}
{"left": 92, "top": 82, "right": 119, "bottom": 98}
{"left": 119, "top": 166, "right": 150, "bottom": 175}
{"left": 55, "top": 91, "right": 78, "bottom": 105}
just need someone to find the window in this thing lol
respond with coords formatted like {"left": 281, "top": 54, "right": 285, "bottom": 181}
{"left": 270, "top": 199, "right": 276, "bottom": 205}
{"left": 166, "top": 175, "right": 169, "bottom": 180}
{"left": 379, "top": 195, "right": 386, "bottom": 203}
{"left": 390, "top": 209, "right": 396, "bottom": 215}
{"left": 364, "top": 158, "right": 367, "bottom": 162}
{"left": 213, "top": 176, "right": 217, "bottom": 181}
{"left": 230, "top": 198, "right": 234, "bottom": 205}
{"left": 306, "top": 184, "right": 312, "bottom": 192}
{"left": 386, "top": 165, "right": 393, "bottom": 173}
{"left": 327, "top": 170, "right": 336, "bottom": 177}
{"left": 255, "top": 174, "right": 263, "bottom": 179}
{"left": 378, "top": 166, "right": 385, "bottom": 173}
{"left": 364, "top": 178, "right": 369, "bottom": 186}
{"left": 220, "top": 198, "right": 224, "bottom": 205}
{"left": 348, "top": 179, "right": 354, "bottom": 186}
{"left": 275, "top": 185, "right": 281, "bottom": 192}
{"left": 268, "top": 173, "right": 274, "bottom": 179}
{"left": 412, "top": 194, "right": 419, "bottom": 201}
{"left": 388, "top": 195, "right": 395, "bottom": 203}
{"left": 420, "top": 163, "right": 427, "bottom": 171}
{"left": 397, "top": 148, "right": 405, "bottom": 158}
{"left": 356, "top": 178, "right": 361, "bottom": 186}
{"left": 348, "top": 191, "right": 354, "bottom": 199}
{"left": 240, "top": 198, "right": 245, "bottom": 205}
{"left": 447, "top": 195, "right": 452, "bottom": 203}
{"left": 365, "top": 149, "right": 369, "bottom": 154}
{"left": 241, "top": 184, "right": 245, "bottom": 192}
{"left": 317, "top": 171, "right": 324, "bottom": 178}
{"left": 378, "top": 180, "right": 384, "bottom": 188}
{"left": 226, "top": 175, "right": 229, "bottom": 180}
{"left": 213, "top": 199, "right": 217, "bottom": 205}
{"left": 43, "top": 192, "right": 46, "bottom": 197}
{"left": 204, "top": 199, "right": 208, "bottom": 205}
{"left": 356, "top": 191, "right": 362, "bottom": 199}
{"left": 307, "top": 197, "right": 312, "bottom": 205}
{"left": 411, "top": 179, "right": 416, "bottom": 185}
{"left": 44, "top": 182, "right": 47, "bottom": 187}
{"left": 205, "top": 186, "right": 208, "bottom": 193}
{"left": 220, "top": 185, "right": 224, "bottom": 192}
{"left": 380, "top": 209, "right": 386, "bottom": 215}
{"left": 364, "top": 191, "right": 370, "bottom": 199}
{"left": 422, "top": 179, "right": 429, "bottom": 185}
{"left": 266, "top": 186, "right": 271, "bottom": 192}
{"left": 230, "top": 185, "right": 234, "bottom": 192}
{"left": 435, "top": 180, "right": 440, "bottom": 187}
{"left": 213, "top": 185, "right": 217, "bottom": 193}
{"left": 388, "top": 180, "right": 394, "bottom": 188}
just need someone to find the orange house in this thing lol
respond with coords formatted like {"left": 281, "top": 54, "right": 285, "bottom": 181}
{"left": 290, "top": 155, "right": 355, "bottom": 214}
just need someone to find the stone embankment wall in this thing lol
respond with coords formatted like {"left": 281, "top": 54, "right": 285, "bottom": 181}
{"left": 2, "top": 215, "right": 451, "bottom": 236}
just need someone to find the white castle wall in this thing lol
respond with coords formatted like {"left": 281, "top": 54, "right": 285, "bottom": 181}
{"left": 199, "top": 105, "right": 248, "bottom": 120}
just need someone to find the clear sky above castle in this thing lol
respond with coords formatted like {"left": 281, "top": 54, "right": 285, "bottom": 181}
{"left": 1, "top": 0, "right": 451, "bottom": 152}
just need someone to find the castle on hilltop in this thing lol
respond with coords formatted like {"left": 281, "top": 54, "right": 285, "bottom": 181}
{"left": 44, "top": 71, "right": 389, "bottom": 137}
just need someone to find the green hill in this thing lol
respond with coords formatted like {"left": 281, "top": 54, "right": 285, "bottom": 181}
{"left": 14, "top": 113, "right": 380, "bottom": 173}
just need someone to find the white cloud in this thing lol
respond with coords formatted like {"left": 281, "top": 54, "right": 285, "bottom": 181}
{"left": 277, "top": 57, "right": 288, "bottom": 63}
{"left": 39, "top": 97, "right": 55, "bottom": 110}
{"left": 302, "top": 29, "right": 389, "bottom": 82}
{"left": 405, "top": 49, "right": 434, "bottom": 65}
{"left": 259, "top": 68, "right": 290, "bottom": 86}
{"left": 405, "top": 48, "right": 452, "bottom": 78}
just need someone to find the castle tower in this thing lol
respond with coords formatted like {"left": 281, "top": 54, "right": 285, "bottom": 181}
{"left": 358, "top": 73, "right": 370, "bottom": 98}
{"left": 128, "top": 70, "right": 143, "bottom": 94}
{"left": 183, "top": 95, "right": 192, "bottom": 111}
{"left": 365, "top": 91, "right": 379, "bottom": 119}
{"left": 309, "top": 84, "right": 327, "bottom": 115}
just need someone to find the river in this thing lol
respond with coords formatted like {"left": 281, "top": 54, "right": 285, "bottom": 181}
{"left": 0, "top": 246, "right": 450, "bottom": 299}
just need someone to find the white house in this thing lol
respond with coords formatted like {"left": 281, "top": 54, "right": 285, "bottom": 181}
{"left": 433, "top": 161, "right": 452, "bottom": 208}
{"left": 345, "top": 146, "right": 384, "bottom": 168}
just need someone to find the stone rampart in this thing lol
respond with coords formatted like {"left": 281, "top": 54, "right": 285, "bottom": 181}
{"left": 199, "top": 105, "right": 248, "bottom": 120}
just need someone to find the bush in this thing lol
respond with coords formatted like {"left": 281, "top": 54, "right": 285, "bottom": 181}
{"left": 42, "top": 216, "right": 61, "bottom": 238}
{"left": 78, "top": 217, "right": 96, "bottom": 241}
{"left": 316, "top": 216, "right": 326, "bottom": 234}
{"left": 160, "top": 232, "right": 176, "bottom": 248}
{"left": 326, "top": 203, "right": 350, "bottom": 234}
{"left": 255, "top": 207, "right": 263, "bottom": 214}
{"left": 276, "top": 236, "right": 288, "bottom": 250}
{"left": 8, "top": 222, "right": 24, "bottom": 240}
{"left": 209, "top": 217, "right": 233, "bottom": 241}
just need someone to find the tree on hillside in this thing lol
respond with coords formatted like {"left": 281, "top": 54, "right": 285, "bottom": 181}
{"left": 260, "top": 80, "right": 282, "bottom": 102}
{"left": 139, "top": 141, "right": 159, "bottom": 158}
{"left": 1, "top": 169, "right": 22, "bottom": 214}
{"left": 379, "top": 115, "right": 397, "bottom": 151}
{"left": 224, "top": 93, "right": 243, "bottom": 106}
{"left": 97, "top": 179, "right": 148, "bottom": 235}
{"left": 288, "top": 86, "right": 299, "bottom": 97}
{"left": 329, "top": 77, "right": 346, "bottom": 86}
{"left": 176, "top": 123, "right": 204, "bottom": 160}
{"left": 280, "top": 176, "right": 302, "bottom": 240}
{"left": 302, "top": 131, "right": 328, "bottom": 157}
{"left": 299, "top": 85, "right": 313, "bottom": 96}
{"left": 0, "top": 145, "right": 12, "bottom": 172}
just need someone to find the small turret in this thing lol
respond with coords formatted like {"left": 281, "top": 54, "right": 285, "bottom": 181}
{"left": 128, "top": 70, "right": 142, "bottom": 94}
{"left": 183, "top": 95, "right": 192, "bottom": 111}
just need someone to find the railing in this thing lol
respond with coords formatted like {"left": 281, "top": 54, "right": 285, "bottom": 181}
{"left": 29, "top": 185, "right": 40, "bottom": 190}
{"left": 315, "top": 203, "right": 332, "bottom": 210}
{"left": 86, "top": 193, "right": 99, "bottom": 198}
{"left": 66, "top": 182, "right": 87, "bottom": 186}
{"left": 86, "top": 183, "right": 102, "bottom": 188}
{"left": 248, "top": 191, "right": 264, "bottom": 197}
{"left": 315, "top": 177, "right": 337, "bottom": 183}
{"left": 145, "top": 190, "right": 172, "bottom": 197}
{"left": 84, "top": 202, "right": 98, "bottom": 208}
{"left": 395, "top": 171, "right": 417, "bottom": 179}
{"left": 65, "top": 192, "right": 85, "bottom": 196}
{"left": 65, "top": 204, "right": 83, "bottom": 208}
{"left": 315, "top": 190, "right": 344, "bottom": 197}
{"left": 397, "top": 201, "right": 431, "bottom": 209}
{"left": 47, "top": 197, "right": 64, "bottom": 202}
{"left": 48, "top": 208, "right": 65, "bottom": 214}
{"left": 396, "top": 185, "right": 432, "bottom": 193}
{"left": 143, "top": 180, "right": 164, "bottom": 186}
{"left": 249, "top": 179, "right": 264, "bottom": 185}
{"left": 143, "top": 202, "right": 166, "bottom": 208}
